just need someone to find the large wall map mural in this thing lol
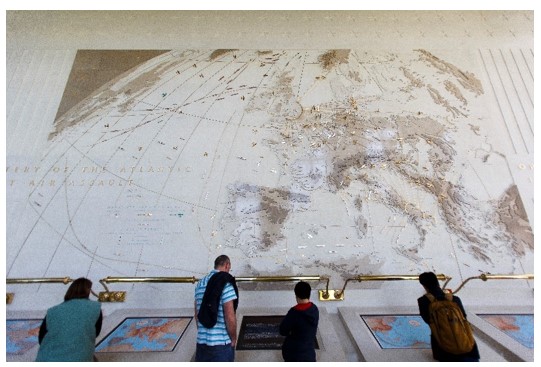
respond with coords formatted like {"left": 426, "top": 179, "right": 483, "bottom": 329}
{"left": 6, "top": 49, "right": 533, "bottom": 287}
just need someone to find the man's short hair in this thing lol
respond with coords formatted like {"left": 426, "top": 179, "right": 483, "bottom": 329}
{"left": 214, "top": 255, "right": 230, "bottom": 269}
{"left": 294, "top": 281, "right": 311, "bottom": 299}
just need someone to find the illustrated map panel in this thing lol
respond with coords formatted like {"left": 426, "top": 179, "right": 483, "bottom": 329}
{"left": 6, "top": 49, "right": 533, "bottom": 286}
{"left": 479, "top": 314, "right": 534, "bottom": 349}
{"left": 95, "top": 317, "right": 191, "bottom": 353}
{"left": 6, "top": 319, "right": 42, "bottom": 355}
{"left": 362, "top": 315, "right": 431, "bottom": 349}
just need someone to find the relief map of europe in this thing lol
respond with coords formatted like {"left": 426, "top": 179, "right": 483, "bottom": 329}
{"left": 6, "top": 49, "right": 533, "bottom": 288}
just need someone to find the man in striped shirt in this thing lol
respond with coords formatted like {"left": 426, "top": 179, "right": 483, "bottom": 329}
{"left": 194, "top": 255, "right": 238, "bottom": 362}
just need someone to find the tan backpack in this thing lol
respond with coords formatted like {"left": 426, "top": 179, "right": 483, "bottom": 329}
{"left": 426, "top": 292, "right": 475, "bottom": 354}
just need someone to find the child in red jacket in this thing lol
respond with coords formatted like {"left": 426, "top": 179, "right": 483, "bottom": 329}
{"left": 279, "top": 281, "right": 319, "bottom": 362}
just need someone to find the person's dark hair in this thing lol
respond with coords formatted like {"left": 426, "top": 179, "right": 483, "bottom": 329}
{"left": 419, "top": 272, "right": 444, "bottom": 297}
{"left": 214, "top": 255, "right": 230, "bottom": 269}
{"left": 64, "top": 277, "right": 92, "bottom": 301}
{"left": 294, "top": 281, "right": 311, "bottom": 300}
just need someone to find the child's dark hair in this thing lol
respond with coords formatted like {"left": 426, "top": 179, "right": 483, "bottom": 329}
{"left": 294, "top": 281, "right": 311, "bottom": 299}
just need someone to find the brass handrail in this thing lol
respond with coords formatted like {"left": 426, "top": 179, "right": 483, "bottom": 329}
{"left": 5, "top": 277, "right": 104, "bottom": 299}
{"left": 98, "top": 275, "right": 329, "bottom": 300}
{"left": 335, "top": 274, "right": 452, "bottom": 298}
{"left": 6, "top": 277, "right": 75, "bottom": 304}
{"left": 99, "top": 276, "right": 198, "bottom": 292}
{"left": 7, "top": 277, "right": 73, "bottom": 284}
{"left": 453, "top": 273, "right": 534, "bottom": 294}
{"left": 99, "top": 275, "right": 327, "bottom": 290}
{"left": 236, "top": 275, "right": 330, "bottom": 298}
{"left": 235, "top": 275, "right": 322, "bottom": 282}
{"left": 5, "top": 273, "right": 533, "bottom": 303}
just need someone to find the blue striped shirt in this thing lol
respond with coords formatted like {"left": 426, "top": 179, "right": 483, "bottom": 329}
{"left": 195, "top": 270, "right": 237, "bottom": 345}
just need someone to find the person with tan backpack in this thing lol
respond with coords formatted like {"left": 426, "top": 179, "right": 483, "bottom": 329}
{"left": 417, "top": 272, "right": 480, "bottom": 362}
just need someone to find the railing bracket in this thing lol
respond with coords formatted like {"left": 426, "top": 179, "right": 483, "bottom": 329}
{"left": 98, "top": 291, "right": 126, "bottom": 302}
{"left": 319, "top": 289, "right": 344, "bottom": 301}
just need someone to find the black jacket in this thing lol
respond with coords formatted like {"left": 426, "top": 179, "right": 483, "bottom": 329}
{"left": 197, "top": 272, "right": 239, "bottom": 328}
{"left": 418, "top": 293, "right": 480, "bottom": 361}
{"left": 279, "top": 302, "right": 319, "bottom": 362}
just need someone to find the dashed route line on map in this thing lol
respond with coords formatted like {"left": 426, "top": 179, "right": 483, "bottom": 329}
{"left": 147, "top": 51, "right": 251, "bottom": 206}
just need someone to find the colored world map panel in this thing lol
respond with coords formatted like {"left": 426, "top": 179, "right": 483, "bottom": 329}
{"left": 95, "top": 317, "right": 192, "bottom": 353}
{"left": 479, "top": 314, "right": 533, "bottom": 349}
{"left": 6, "top": 319, "right": 42, "bottom": 355}
{"left": 362, "top": 315, "right": 431, "bottom": 349}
